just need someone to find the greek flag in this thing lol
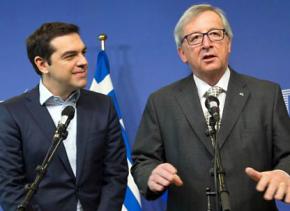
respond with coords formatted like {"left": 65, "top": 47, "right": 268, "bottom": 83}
{"left": 90, "top": 50, "right": 142, "bottom": 211}
{"left": 282, "top": 89, "right": 290, "bottom": 114}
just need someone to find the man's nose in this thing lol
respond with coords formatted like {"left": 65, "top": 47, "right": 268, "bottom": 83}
{"left": 77, "top": 54, "right": 88, "bottom": 66}
{"left": 202, "top": 34, "right": 212, "bottom": 48}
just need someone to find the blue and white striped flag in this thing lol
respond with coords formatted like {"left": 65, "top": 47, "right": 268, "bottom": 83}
{"left": 90, "top": 50, "right": 142, "bottom": 211}
{"left": 282, "top": 89, "right": 290, "bottom": 114}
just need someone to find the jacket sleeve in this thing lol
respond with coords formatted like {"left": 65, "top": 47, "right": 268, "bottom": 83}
{"left": 0, "top": 103, "right": 27, "bottom": 210}
{"left": 272, "top": 85, "right": 290, "bottom": 172}
{"left": 131, "top": 95, "right": 166, "bottom": 200}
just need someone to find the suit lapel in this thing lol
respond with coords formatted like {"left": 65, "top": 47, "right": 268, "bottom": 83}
{"left": 25, "top": 86, "right": 55, "bottom": 140}
{"left": 217, "top": 71, "right": 250, "bottom": 148}
{"left": 25, "top": 86, "right": 75, "bottom": 178}
{"left": 175, "top": 75, "right": 214, "bottom": 155}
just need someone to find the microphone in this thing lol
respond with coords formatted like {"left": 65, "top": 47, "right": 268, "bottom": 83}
{"left": 53, "top": 106, "right": 75, "bottom": 140}
{"left": 17, "top": 105, "right": 75, "bottom": 211}
{"left": 205, "top": 95, "right": 220, "bottom": 122}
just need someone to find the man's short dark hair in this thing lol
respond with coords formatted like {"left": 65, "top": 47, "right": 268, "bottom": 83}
{"left": 26, "top": 22, "right": 79, "bottom": 75}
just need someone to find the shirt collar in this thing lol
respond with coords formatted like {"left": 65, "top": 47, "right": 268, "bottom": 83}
{"left": 39, "top": 79, "right": 80, "bottom": 106}
{"left": 193, "top": 67, "right": 231, "bottom": 99}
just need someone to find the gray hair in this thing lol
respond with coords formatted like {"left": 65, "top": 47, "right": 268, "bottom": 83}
{"left": 174, "top": 4, "right": 233, "bottom": 48}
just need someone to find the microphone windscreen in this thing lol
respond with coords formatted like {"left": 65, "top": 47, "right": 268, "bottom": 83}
{"left": 61, "top": 106, "right": 75, "bottom": 120}
{"left": 205, "top": 95, "right": 220, "bottom": 109}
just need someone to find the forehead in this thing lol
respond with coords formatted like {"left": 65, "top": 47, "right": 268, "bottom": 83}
{"left": 183, "top": 10, "right": 224, "bottom": 34}
{"left": 50, "top": 33, "right": 85, "bottom": 53}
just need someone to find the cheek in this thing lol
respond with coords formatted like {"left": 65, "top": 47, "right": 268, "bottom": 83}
{"left": 216, "top": 45, "right": 230, "bottom": 60}
{"left": 222, "top": 41, "right": 231, "bottom": 55}
{"left": 191, "top": 52, "right": 201, "bottom": 65}
{"left": 187, "top": 49, "right": 200, "bottom": 60}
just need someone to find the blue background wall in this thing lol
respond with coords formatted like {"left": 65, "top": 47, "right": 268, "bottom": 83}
{"left": 0, "top": 0, "right": 289, "bottom": 210}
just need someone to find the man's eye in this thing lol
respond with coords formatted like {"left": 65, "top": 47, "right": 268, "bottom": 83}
{"left": 209, "top": 31, "right": 221, "bottom": 37}
{"left": 189, "top": 34, "right": 201, "bottom": 42}
{"left": 64, "top": 54, "right": 76, "bottom": 60}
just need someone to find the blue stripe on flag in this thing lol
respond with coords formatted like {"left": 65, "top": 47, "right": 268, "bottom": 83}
{"left": 107, "top": 90, "right": 122, "bottom": 122}
{"left": 107, "top": 90, "right": 132, "bottom": 161}
{"left": 94, "top": 51, "right": 110, "bottom": 83}
{"left": 91, "top": 50, "right": 141, "bottom": 210}
{"left": 120, "top": 126, "right": 132, "bottom": 161}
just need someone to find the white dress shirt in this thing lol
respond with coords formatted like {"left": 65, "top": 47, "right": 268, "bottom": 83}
{"left": 193, "top": 67, "right": 231, "bottom": 122}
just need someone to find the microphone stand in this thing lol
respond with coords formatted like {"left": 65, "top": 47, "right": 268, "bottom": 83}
{"left": 17, "top": 127, "right": 68, "bottom": 211}
{"left": 207, "top": 116, "right": 231, "bottom": 211}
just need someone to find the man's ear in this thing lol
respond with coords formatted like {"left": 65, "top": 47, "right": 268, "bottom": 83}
{"left": 177, "top": 47, "right": 188, "bottom": 64}
{"left": 228, "top": 39, "right": 232, "bottom": 54}
{"left": 34, "top": 56, "right": 49, "bottom": 74}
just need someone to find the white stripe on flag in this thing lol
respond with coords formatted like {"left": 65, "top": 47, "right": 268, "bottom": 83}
{"left": 90, "top": 75, "right": 113, "bottom": 95}
{"left": 127, "top": 160, "right": 142, "bottom": 205}
{"left": 119, "top": 118, "right": 126, "bottom": 130}
{"left": 121, "top": 160, "right": 142, "bottom": 211}
{"left": 282, "top": 89, "right": 290, "bottom": 113}
{"left": 121, "top": 204, "right": 128, "bottom": 211}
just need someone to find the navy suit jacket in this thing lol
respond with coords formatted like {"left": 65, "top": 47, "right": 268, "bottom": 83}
{"left": 132, "top": 70, "right": 290, "bottom": 211}
{"left": 0, "top": 86, "right": 128, "bottom": 211}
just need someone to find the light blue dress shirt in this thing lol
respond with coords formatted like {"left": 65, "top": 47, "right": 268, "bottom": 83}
{"left": 39, "top": 80, "right": 82, "bottom": 211}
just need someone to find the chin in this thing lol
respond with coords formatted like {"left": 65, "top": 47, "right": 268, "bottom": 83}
{"left": 203, "top": 64, "right": 225, "bottom": 73}
{"left": 76, "top": 79, "right": 87, "bottom": 88}
{"left": 71, "top": 84, "right": 86, "bottom": 90}
{"left": 79, "top": 83, "right": 87, "bottom": 89}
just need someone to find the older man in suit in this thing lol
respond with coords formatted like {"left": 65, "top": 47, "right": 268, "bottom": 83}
{"left": 131, "top": 4, "right": 290, "bottom": 211}
{"left": 0, "top": 22, "right": 128, "bottom": 211}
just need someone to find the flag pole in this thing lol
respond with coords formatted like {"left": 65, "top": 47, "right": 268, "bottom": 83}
{"left": 91, "top": 33, "right": 142, "bottom": 211}
{"left": 98, "top": 34, "right": 107, "bottom": 51}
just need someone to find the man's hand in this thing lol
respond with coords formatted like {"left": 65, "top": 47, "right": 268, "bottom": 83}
{"left": 245, "top": 167, "right": 290, "bottom": 203}
{"left": 148, "top": 163, "right": 183, "bottom": 192}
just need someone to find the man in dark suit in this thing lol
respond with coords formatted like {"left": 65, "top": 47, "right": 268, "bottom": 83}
{"left": 0, "top": 22, "right": 128, "bottom": 211}
{"left": 131, "top": 4, "right": 290, "bottom": 211}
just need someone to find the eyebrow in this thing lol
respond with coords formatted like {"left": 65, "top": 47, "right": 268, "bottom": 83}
{"left": 188, "top": 27, "right": 223, "bottom": 34}
{"left": 61, "top": 46, "right": 87, "bottom": 58}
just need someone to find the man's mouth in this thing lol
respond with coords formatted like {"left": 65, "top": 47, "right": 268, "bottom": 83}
{"left": 73, "top": 69, "right": 87, "bottom": 74}
{"left": 202, "top": 54, "right": 216, "bottom": 60}
{"left": 73, "top": 69, "right": 87, "bottom": 77}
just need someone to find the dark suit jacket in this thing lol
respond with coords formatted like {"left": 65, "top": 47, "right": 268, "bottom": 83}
{"left": 0, "top": 86, "right": 128, "bottom": 211}
{"left": 131, "top": 70, "right": 290, "bottom": 211}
